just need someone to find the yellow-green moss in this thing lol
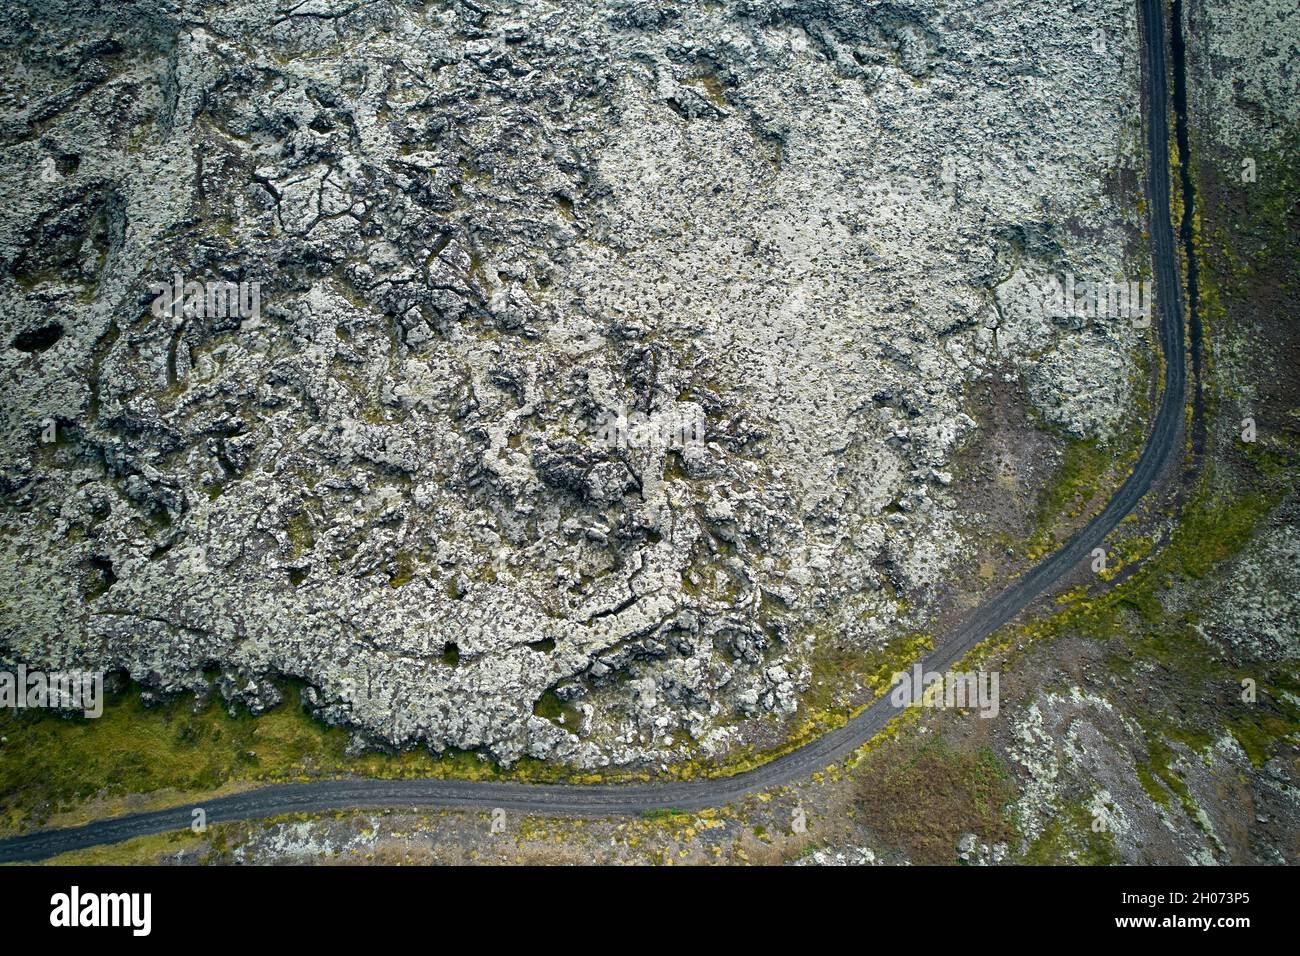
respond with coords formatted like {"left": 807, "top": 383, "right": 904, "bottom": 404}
{"left": 1022, "top": 798, "right": 1121, "bottom": 865}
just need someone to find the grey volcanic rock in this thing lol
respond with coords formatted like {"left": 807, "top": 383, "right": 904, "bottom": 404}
{"left": 1185, "top": 0, "right": 1299, "bottom": 151}
{"left": 0, "top": 0, "right": 1146, "bottom": 766}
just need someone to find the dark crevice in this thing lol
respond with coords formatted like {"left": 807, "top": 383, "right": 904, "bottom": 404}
{"left": 84, "top": 556, "right": 116, "bottom": 600}
{"left": 13, "top": 322, "right": 64, "bottom": 353}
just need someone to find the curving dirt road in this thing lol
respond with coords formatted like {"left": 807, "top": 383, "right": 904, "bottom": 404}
{"left": 0, "top": 0, "right": 1188, "bottom": 864}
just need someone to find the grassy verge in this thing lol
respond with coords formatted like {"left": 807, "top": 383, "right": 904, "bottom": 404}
{"left": 852, "top": 737, "right": 1016, "bottom": 865}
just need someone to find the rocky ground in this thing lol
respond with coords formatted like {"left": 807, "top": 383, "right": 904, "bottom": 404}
{"left": 2, "top": 0, "right": 1295, "bottom": 868}
{"left": 0, "top": 0, "right": 1152, "bottom": 768}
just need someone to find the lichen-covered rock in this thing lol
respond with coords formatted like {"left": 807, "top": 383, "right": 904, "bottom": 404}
{"left": 1185, "top": 0, "right": 1299, "bottom": 152}
{"left": 0, "top": 0, "right": 1147, "bottom": 766}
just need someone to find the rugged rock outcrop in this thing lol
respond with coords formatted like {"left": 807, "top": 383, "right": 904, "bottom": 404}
{"left": 0, "top": 0, "right": 1147, "bottom": 765}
